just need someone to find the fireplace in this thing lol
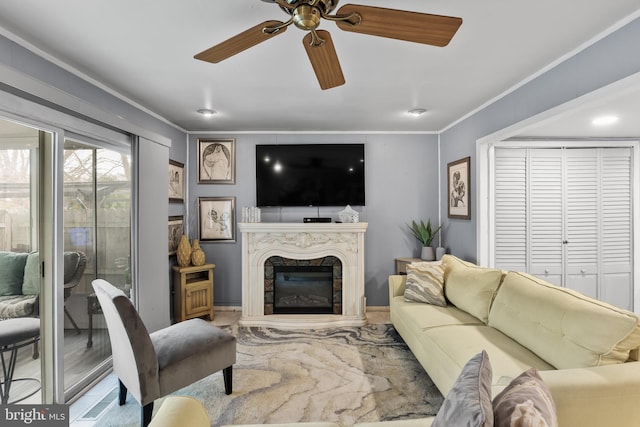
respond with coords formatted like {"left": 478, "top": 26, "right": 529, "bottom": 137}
{"left": 238, "top": 222, "right": 368, "bottom": 328}
{"left": 265, "top": 256, "right": 342, "bottom": 315}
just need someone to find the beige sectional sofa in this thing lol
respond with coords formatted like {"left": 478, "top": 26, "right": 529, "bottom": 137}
{"left": 390, "top": 254, "right": 640, "bottom": 426}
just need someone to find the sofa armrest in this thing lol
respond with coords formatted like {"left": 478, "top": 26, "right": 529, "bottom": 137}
{"left": 540, "top": 362, "right": 640, "bottom": 426}
{"left": 389, "top": 275, "right": 406, "bottom": 300}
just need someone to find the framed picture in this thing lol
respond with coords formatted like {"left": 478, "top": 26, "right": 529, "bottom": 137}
{"left": 448, "top": 156, "right": 471, "bottom": 220}
{"left": 198, "top": 138, "right": 236, "bottom": 184}
{"left": 168, "top": 215, "right": 184, "bottom": 256}
{"left": 168, "top": 160, "right": 185, "bottom": 202}
{"left": 198, "top": 197, "right": 235, "bottom": 242}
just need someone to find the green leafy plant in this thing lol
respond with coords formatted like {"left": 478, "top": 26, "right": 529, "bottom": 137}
{"left": 407, "top": 219, "right": 442, "bottom": 247}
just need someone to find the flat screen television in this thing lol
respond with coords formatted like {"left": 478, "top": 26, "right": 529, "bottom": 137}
{"left": 256, "top": 143, "right": 365, "bottom": 207}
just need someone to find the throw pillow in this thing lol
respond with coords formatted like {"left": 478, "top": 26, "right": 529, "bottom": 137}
{"left": 432, "top": 350, "right": 493, "bottom": 427}
{"left": 404, "top": 263, "right": 446, "bottom": 306}
{"left": 492, "top": 368, "right": 557, "bottom": 427}
{"left": 22, "top": 252, "right": 41, "bottom": 295}
{"left": 0, "top": 251, "right": 29, "bottom": 296}
{"left": 442, "top": 254, "right": 505, "bottom": 323}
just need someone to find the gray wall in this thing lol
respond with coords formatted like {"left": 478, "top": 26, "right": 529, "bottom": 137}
{"left": 439, "top": 16, "right": 640, "bottom": 263}
{"left": 188, "top": 133, "right": 440, "bottom": 307}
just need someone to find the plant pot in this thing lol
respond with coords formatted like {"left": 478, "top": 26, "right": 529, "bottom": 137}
{"left": 421, "top": 246, "right": 435, "bottom": 261}
{"left": 176, "top": 235, "right": 192, "bottom": 267}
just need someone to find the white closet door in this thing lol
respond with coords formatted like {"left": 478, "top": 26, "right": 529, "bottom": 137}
{"left": 494, "top": 146, "right": 633, "bottom": 310}
{"left": 529, "top": 149, "right": 563, "bottom": 285}
{"left": 564, "top": 149, "right": 599, "bottom": 297}
{"left": 600, "top": 148, "right": 633, "bottom": 310}
{"left": 494, "top": 149, "right": 527, "bottom": 272}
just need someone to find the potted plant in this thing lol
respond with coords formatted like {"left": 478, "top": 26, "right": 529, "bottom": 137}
{"left": 408, "top": 219, "right": 442, "bottom": 261}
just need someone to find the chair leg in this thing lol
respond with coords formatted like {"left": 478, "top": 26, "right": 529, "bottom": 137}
{"left": 141, "top": 402, "right": 154, "bottom": 427}
{"left": 118, "top": 380, "right": 127, "bottom": 405}
{"left": 223, "top": 366, "right": 233, "bottom": 395}
{"left": 64, "top": 306, "right": 82, "bottom": 335}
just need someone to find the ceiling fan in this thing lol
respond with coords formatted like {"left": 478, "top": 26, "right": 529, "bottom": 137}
{"left": 194, "top": 0, "right": 462, "bottom": 90}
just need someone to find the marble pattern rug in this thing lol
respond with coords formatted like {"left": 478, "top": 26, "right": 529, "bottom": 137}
{"left": 94, "top": 324, "right": 443, "bottom": 426}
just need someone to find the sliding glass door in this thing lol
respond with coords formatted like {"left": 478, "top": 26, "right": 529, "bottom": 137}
{"left": 0, "top": 117, "right": 46, "bottom": 404}
{"left": 62, "top": 138, "right": 132, "bottom": 398}
{"left": 0, "top": 112, "right": 132, "bottom": 403}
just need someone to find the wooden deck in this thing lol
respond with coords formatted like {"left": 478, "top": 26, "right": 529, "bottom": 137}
{"left": 5, "top": 326, "right": 112, "bottom": 404}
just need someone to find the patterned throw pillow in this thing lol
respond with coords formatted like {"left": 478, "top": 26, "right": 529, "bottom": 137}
{"left": 432, "top": 350, "right": 493, "bottom": 427}
{"left": 492, "top": 368, "right": 557, "bottom": 427}
{"left": 403, "top": 262, "right": 446, "bottom": 306}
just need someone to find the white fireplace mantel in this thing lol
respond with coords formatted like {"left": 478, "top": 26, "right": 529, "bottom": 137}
{"left": 239, "top": 222, "right": 368, "bottom": 328}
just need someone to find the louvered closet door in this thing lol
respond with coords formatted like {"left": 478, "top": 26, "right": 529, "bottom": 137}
{"left": 494, "top": 146, "right": 634, "bottom": 310}
{"left": 600, "top": 148, "right": 633, "bottom": 309}
{"left": 529, "top": 149, "right": 563, "bottom": 285}
{"left": 494, "top": 149, "right": 527, "bottom": 272}
{"left": 565, "top": 149, "right": 599, "bottom": 297}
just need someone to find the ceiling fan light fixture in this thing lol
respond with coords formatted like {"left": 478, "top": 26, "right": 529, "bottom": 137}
{"left": 197, "top": 109, "right": 217, "bottom": 118}
{"left": 408, "top": 108, "right": 427, "bottom": 117}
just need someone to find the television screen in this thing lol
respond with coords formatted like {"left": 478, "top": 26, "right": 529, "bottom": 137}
{"left": 256, "top": 144, "right": 365, "bottom": 207}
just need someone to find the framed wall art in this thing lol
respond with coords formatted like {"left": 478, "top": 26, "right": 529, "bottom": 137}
{"left": 198, "top": 197, "right": 235, "bottom": 242}
{"left": 197, "top": 138, "right": 236, "bottom": 184}
{"left": 168, "top": 160, "right": 185, "bottom": 202}
{"left": 168, "top": 215, "right": 184, "bottom": 256}
{"left": 448, "top": 156, "right": 471, "bottom": 220}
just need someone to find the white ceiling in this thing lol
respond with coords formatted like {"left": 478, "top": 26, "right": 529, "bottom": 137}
{"left": 0, "top": 0, "right": 639, "bottom": 135}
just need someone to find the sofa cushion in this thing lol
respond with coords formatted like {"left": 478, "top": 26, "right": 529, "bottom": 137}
{"left": 417, "top": 324, "right": 554, "bottom": 397}
{"left": 492, "top": 368, "right": 557, "bottom": 427}
{"left": 442, "top": 254, "right": 504, "bottom": 323}
{"left": 404, "top": 263, "right": 446, "bottom": 306}
{"left": 432, "top": 350, "right": 493, "bottom": 427}
{"left": 488, "top": 271, "right": 640, "bottom": 368}
{"left": 0, "top": 294, "right": 38, "bottom": 318}
{"left": 22, "top": 252, "right": 40, "bottom": 295}
{"left": 0, "top": 251, "right": 29, "bottom": 296}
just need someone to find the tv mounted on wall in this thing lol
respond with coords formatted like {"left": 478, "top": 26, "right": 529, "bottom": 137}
{"left": 256, "top": 143, "right": 365, "bottom": 207}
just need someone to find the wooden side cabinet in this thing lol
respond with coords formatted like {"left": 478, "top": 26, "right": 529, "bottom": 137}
{"left": 394, "top": 257, "right": 423, "bottom": 275}
{"left": 172, "top": 263, "right": 215, "bottom": 322}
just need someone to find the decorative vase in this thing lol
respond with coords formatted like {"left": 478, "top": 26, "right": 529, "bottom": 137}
{"left": 421, "top": 246, "right": 435, "bottom": 261}
{"left": 176, "top": 235, "right": 192, "bottom": 267}
{"left": 191, "top": 239, "right": 206, "bottom": 266}
{"left": 436, "top": 247, "right": 447, "bottom": 261}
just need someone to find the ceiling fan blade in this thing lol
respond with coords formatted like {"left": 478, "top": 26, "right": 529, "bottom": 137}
{"left": 303, "top": 30, "right": 345, "bottom": 90}
{"left": 335, "top": 4, "right": 462, "bottom": 47}
{"left": 194, "top": 20, "right": 287, "bottom": 63}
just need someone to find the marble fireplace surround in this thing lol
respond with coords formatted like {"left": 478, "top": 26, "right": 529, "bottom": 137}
{"left": 238, "top": 222, "right": 368, "bottom": 328}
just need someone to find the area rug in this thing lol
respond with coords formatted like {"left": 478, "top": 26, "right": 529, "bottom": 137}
{"left": 94, "top": 324, "right": 443, "bottom": 426}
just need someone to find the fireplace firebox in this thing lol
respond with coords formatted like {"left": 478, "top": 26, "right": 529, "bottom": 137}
{"left": 264, "top": 256, "right": 342, "bottom": 315}
{"left": 273, "top": 266, "right": 333, "bottom": 314}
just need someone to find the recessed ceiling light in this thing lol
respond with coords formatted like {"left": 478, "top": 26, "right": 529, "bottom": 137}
{"left": 408, "top": 108, "right": 427, "bottom": 116}
{"left": 591, "top": 115, "right": 619, "bottom": 126}
{"left": 197, "top": 108, "right": 217, "bottom": 118}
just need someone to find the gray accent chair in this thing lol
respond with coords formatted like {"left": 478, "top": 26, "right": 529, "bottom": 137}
{"left": 92, "top": 279, "right": 236, "bottom": 427}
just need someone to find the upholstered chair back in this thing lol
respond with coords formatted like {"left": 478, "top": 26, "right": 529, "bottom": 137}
{"left": 92, "top": 279, "right": 160, "bottom": 405}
